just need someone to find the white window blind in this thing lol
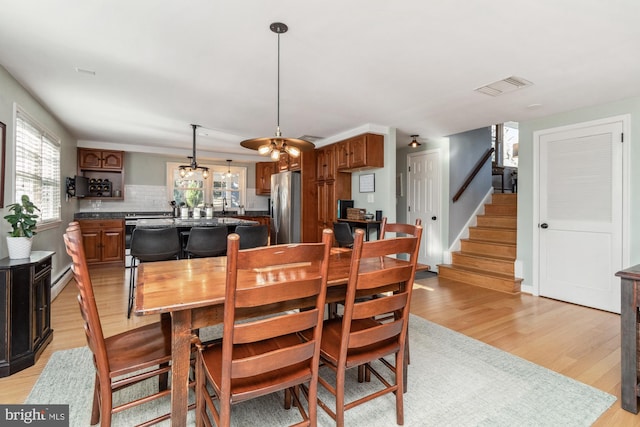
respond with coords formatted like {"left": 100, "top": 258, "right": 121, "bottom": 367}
{"left": 15, "top": 108, "right": 61, "bottom": 224}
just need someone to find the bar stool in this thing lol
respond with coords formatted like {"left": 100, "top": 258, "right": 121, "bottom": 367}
{"left": 128, "top": 227, "right": 181, "bottom": 318}
{"left": 234, "top": 225, "right": 269, "bottom": 249}
{"left": 184, "top": 226, "right": 228, "bottom": 258}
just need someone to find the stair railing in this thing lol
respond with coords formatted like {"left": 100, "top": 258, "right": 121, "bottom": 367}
{"left": 452, "top": 147, "right": 494, "bottom": 203}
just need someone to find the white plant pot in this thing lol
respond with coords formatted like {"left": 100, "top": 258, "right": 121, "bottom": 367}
{"left": 6, "top": 236, "right": 33, "bottom": 259}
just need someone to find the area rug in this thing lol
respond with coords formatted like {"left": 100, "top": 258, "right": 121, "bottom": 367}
{"left": 26, "top": 316, "right": 615, "bottom": 426}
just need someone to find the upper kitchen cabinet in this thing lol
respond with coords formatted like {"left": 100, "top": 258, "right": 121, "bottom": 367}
{"left": 335, "top": 133, "right": 384, "bottom": 171}
{"left": 316, "top": 145, "right": 336, "bottom": 181}
{"left": 255, "top": 161, "right": 277, "bottom": 195}
{"left": 77, "top": 148, "right": 125, "bottom": 200}
{"left": 78, "top": 148, "right": 124, "bottom": 171}
{"left": 277, "top": 152, "right": 302, "bottom": 172}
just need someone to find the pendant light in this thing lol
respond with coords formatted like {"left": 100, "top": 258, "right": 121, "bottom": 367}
{"left": 240, "top": 22, "right": 315, "bottom": 159}
{"left": 408, "top": 134, "right": 422, "bottom": 148}
{"left": 179, "top": 124, "right": 210, "bottom": 179}
{"left": 225, "top": 159, "right": 233, "bottom": 178}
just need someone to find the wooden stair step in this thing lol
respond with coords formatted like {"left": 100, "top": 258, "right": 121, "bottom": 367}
{"left": 461, "top": 239, "right": 517, "bottom": 258}
{"left": 484, "top": 204, "right": 517, "bottom": 216}
{"left": 490, "top": 193, "right": 518, "bottom": 205}
{"left": 469, "top": 226, "right": 516, "bottom": 243}
{"left": 451, "top": 252, "right": 514, "bottom": 275}
{"left": 437, "top": 264, "right": 522, "bottom": 294}
{"left": 476, "top": 215, "right": 516, "bottom": 229}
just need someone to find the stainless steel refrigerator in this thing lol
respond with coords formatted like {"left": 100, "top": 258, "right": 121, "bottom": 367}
{"left": 270, "top": 171, "right": 301, "bottom": 245}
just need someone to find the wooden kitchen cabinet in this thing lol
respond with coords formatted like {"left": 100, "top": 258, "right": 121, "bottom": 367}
{"left": 78, "top": 148, "right": 125, "bottom": 200}
{"left": 78, "top": 219, "right": 125, "bottom": 265}
{"left": 315, "top": 172, "right": 351, "bottom": 242}
{"left": 78, "top": 148, "right": 124, "bottom": 170}
{"left": 316, "top": 145, "right": 336, "bottom": 181}
{"left": 255, "top": 162, "right": 277, "bottom": 195}
{"left": 335, "top": 133, "right": 384, "bottom": 171}
{"left": 277, "top": 152, "right": 302, "bottom": 172}
{"left": 0, "top": 251, "right": 54, "bottom": 377}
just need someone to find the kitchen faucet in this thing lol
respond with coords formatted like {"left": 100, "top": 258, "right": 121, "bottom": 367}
{"left": 222, "top": 197, "right": 227, "bottom": 215}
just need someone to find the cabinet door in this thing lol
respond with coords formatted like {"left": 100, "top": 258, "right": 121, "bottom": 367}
{"left": 80, "top": 228, "right": 102, "bottom": 263}
{"left": 316, "top": 146, "right": 336, "bottom": 181}
{"left": 278, "top": 154, "right": 289, "bottom": 171}
{"left": 102, "top": 228, "right": 124, "bottom": 262}
{"left": 255, "top": 162, "right": 276, "bottom": 195}
{"left": 288, "top": 154, "right": 301, "bottom": 171}
{"left": 348, "top": 135, "right": 367, "bottom": 168}
{"left": 335, "top": 141, "right": 350, "bottom": 170}
{"left": 32, "top": 269, "right": 51, "bottom": 344}
{"left": 78, "top": 148, "right": 102, "bottom": 169}
{"left": 101, "top": 151, "right": 124, "bottom": 170}
{"left": 316, "top": 180, "right": 337, "bottom": 241}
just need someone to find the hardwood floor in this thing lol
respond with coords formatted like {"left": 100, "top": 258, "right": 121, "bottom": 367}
{"left": 0, "top": 266, "right": 636, "bottom": 425}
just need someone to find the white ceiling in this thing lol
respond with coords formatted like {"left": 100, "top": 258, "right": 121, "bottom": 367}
{"left": 1, "top": 1, "right": 639, "bottom": 161}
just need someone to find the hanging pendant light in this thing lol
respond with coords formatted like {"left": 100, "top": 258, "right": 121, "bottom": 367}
{"left": 408, "top": 134, "right": 422, "bottom": 148}
{"left": 240, "top": 22, "right": 315, "bottom": 159}
{"left": 179, "top": 124, "right": 210, "bottom": 179}
{"left": 225, "top": 159, "right": 233, "bottom": 178}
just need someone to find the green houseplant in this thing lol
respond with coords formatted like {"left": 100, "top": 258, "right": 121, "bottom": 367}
{"left": 4, "top": 195, "right": 40, "bottom": 259}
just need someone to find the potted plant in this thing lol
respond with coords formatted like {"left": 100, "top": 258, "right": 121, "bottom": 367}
{"left": 4, "top": 195, "right": 40, "bottom": 259}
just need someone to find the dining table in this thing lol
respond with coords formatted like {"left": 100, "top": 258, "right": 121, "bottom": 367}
{"left": 135, "top": 247, "right": 429, "bottom": 426}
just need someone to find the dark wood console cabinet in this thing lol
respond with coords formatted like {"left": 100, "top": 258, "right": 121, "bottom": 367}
{"left": 0, "top": 251, "right": 54, "bottom": 377}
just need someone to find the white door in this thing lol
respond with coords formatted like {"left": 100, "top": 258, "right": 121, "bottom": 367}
{"left": 408, "top": 150, "right": 441, "bottom": 271}
{"left": 537, "top": 119, "right": 624, "bottom": 313}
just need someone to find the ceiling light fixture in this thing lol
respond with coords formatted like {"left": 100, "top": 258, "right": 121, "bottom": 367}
{"left": 225, "top": 159, "right": 233, "bottom": 178}
{"left": 408, "top": 135, "right": 421, "bottom": 148}
{"left": 179, "top": 124, "right": 209, "bottom": 179}
{"left": 240, "top": 22, "right": 315, "bottom": 159}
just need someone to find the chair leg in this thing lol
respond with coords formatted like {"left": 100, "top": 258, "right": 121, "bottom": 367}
{"left": 127, "top": 258, "right": 137, "bottom": 318}
{"left": 335, "top": 368, "right": 346, "bottom": 427}
{"left": 90, "top": 375, "right": 101, "bottom": 425}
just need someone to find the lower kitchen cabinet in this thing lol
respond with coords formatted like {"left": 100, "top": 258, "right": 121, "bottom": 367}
{"left": 0, "top": 251, "right": 54, "bottom": 377}
{"left": 78, "top": 219, "right": 125, "bottom": 265}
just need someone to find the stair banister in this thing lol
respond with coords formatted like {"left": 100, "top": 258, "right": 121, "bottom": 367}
{"left": 452, "top": 147, "right": 495, "bottom": 203}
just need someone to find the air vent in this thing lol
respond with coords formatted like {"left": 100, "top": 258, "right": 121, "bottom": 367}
{"left": 298, "top": 135, "right": 323, "bottom": 142}
{"left": 475, "top": 76, "right": 533, "bottom": 97}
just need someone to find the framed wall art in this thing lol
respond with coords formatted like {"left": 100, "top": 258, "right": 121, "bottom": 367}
{"left": 0, "top": 121, "right": 5, "bottom": 208}
{"left": 359, "top": 173, "right": 375, "bottom": 193}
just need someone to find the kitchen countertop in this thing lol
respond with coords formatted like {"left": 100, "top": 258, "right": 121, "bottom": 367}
{"left": 74, "top": 211, "right": 269, "bottom": 220}
{"left": 136, "top": 217, "right": 259, "bottom": 228}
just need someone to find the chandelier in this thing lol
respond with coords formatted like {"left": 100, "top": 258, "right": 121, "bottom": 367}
{"left": 179, "top": 124, "right": 209, "bottom": 179}
{"left": 240, "top": 22, "right": 315, "bottom": 160}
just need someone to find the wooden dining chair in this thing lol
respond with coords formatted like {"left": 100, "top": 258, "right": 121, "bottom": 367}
{"left": 184, "top": 226, "right": 228, "bottom": 258}
{"left": 306, "top": 227, "right": 421, "bottom": 427}
{"left": 233, "top": 224, "right": 269, "bottom": 249}
{"left": 63, "top": 222, "right": 173, "bottom": 427}
{"left": 127, "top": 226, "right": 181, "bottom": 317}
{"left": 194, "top": 229, "right": 333, "bottom": 427}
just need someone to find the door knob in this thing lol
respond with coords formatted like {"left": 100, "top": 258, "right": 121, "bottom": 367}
{"left": 540, "top": 223, "right": 549, "bottom": 229}
{"left": 431, "top": 216, "right": 437, "bottom": 221}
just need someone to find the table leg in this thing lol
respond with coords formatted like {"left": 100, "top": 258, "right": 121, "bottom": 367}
{"left": 170, "top": 310, "right": 193, "bottom": 427}
{"left": 621, "top": 277, "right": 639, "bottom": 413}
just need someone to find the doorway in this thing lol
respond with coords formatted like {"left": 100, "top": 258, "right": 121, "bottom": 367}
{"left": 407, "top": 150, "right": 442, "bottom": 271}
{"left": 534, "top": 115, "right": 629, "bottom": 313}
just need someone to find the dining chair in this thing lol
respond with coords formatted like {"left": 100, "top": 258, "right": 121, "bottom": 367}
{"left": 234, "top": 224, "right": 269, "bottom": 249}
{"left": 128, "top": 227, "right": 181, "bottom": 318}
{"left": 184, "top": 226, "right": 228, "bottom": 258}
{"left": 306, "top": 227, "right": 421, "bottom": 427}
{"left": 380, "top": 217, "right": 423, "bottom": 239}
{"left": 333, "top": 222, "right": 354, "bottom": 248}
{"left": 194, "top": 229, "right": 334, "bottom": 427}
{"left": 63, "top": 222, "right": 173, "bottom": 427}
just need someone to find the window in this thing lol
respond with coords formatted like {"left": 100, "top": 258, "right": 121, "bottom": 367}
{"left": 167, "top": 162, "right": 246, "bottom": 211}
{"left": 15, "top": 107, "right": 61, "bottom": 225}
{"left": 491, "top": 122, "right": 519, "bottom": 168}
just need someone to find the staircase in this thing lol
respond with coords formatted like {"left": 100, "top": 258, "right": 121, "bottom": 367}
{"left": 438, "top": 193, "right": 522, "bottom": 294}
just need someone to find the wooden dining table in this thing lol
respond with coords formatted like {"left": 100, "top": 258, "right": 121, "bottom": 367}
{"left": 135, "top": 248, "right": 429, "bottom": 426}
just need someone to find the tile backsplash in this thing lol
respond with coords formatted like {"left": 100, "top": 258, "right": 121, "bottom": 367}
{"left": 77, "top": 184, "right": 269, "bottom": 213}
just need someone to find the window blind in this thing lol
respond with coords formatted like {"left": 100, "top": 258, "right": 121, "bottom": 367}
{"left": 15, "top": 108, "right": 61, "bottom": 224}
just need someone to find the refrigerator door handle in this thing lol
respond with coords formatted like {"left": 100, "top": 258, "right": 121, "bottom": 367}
{"left": 272, "top": 184, "right": 280, "bottom": 245}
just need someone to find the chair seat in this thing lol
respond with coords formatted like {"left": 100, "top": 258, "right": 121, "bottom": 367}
{"left": 304, "top": 318, "right": 400, "bottom": 369}
{"left": 200, "top": 333, "right": 313, "bottom": 402}
{"left": 104, "top": 320, "right": 172, "bottom": 376}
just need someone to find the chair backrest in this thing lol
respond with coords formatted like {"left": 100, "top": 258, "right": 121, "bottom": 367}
{"left": 220, "top": 229, "right": 333, "bottom": 402}
{"left": 340, "top": 227, "right": 422, "bottom": 364}
{"left": 130, "top": 227, "right": 181, "bottom": 261}
{"left": 234, "top": 224, "right": 269, "bottom": 249}
{"left": 380, "top": 217, "right": 422, "bottom": 239}
{"left": 333, "top": 222, "right": 354, "bottom": 248}
{"left": 63, "top": 222, "right": 110, "bottom": 382}
{"left": 185, "top": 226, "right": 228, "bottom": 258}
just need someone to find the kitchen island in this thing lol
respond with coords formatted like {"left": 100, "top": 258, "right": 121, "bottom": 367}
{"left": 135, "top": 217, "right": 259, "bottom": 229}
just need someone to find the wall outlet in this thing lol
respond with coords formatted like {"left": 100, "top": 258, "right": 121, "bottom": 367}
{"left": 367, "top": 194, "right": 374, "bottom": 203}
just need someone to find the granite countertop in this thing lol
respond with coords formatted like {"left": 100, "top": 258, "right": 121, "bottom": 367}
{"left": 136, "top": 217, "right": 259, "bottom": 228}
{"left": 74, "top": 211, "right": 269, "bottom": 220}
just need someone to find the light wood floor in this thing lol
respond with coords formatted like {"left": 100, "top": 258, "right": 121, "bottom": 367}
{"left": 0, "top": 266, "right": 636, "bottom": 426}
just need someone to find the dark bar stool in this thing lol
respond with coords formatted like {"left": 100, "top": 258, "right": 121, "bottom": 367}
{"left": 234, "top": 225, "right": 269, "bottom": 249}
{"left": 184, "top": 227, "right": 228, "bottom": 258}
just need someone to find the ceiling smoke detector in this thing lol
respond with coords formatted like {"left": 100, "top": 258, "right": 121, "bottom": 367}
{"left": 475, "top": 76, "right": 533, "bottom": 97}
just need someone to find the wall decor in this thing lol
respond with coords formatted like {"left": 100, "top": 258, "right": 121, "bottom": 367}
{"left": 359, "top": 173, "right": 375, "bottom": 193}
{"left": 0, "top": 121, "right": 5, "bottom": 207}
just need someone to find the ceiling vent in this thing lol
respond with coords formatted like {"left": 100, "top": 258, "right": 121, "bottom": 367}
{"left": 475, "top": 76, "right": 533, "bottom": 97}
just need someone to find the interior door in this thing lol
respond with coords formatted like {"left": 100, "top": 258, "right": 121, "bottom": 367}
{"left": 537, "top": 119, "right": 623, "bottom": 313}
{"left": 408, "top": 150, "right": 442, "bottom": 270}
